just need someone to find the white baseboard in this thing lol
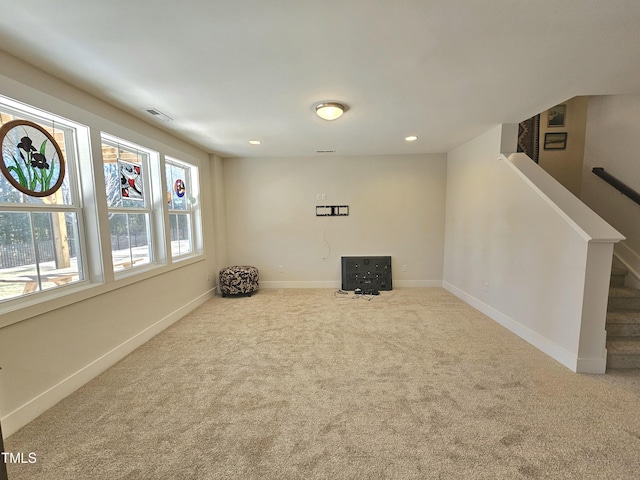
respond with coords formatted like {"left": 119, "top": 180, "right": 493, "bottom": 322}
{"left": 576, "top": 353, "right": 607, "bottom": 375}
{"left": 259, "top": 280, "right": 442, "bottom": 289}
{"left": 442, "top": 281, "right": 605, "bottom": 374}
{"left": 260, "top": 281, "right": 342, "bottom": 289}
{"left": 1, "top": 290, "right": 215, "bottom": 438}
{"left": 394, "top": 280, "right": 443, "bottom": 287}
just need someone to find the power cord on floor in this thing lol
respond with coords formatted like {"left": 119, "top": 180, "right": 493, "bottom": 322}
{"left": 322, "top": 218, "right": 332, "bottom": 261}
{"left": 334, "top": 289, "right": 374, "bottom": 301}
{"left": 354, "top": 293, "right": 374, "bottom": 301}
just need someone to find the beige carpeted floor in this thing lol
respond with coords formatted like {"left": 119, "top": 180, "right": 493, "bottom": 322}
{"left": 5, "top": 288, "right": 640, "bottom": 479}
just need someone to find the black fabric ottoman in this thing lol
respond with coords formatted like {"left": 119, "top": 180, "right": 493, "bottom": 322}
{"left": 219, "top": 265, "right": 259, "bottom": 297}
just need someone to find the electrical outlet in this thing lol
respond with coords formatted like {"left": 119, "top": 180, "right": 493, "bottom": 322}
{"left": 483, "top": 281, "right": 490, "bottom": 292}
{"left": 207, "top": 273, "right": 212, "bottom": 282}
{"left": 402, "top": 264, "right": 408, "bottom": 272}
{"left": 278, "top": 265, "right": 284, "bottom": 273}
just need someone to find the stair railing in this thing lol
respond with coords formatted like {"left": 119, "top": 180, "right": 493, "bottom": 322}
{"left": 592, "top": 167, "right": 640, "bottom": 207}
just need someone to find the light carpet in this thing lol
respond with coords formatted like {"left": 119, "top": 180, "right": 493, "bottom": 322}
{"left": 5, "top": 288, "right": 640, "bottom": 479}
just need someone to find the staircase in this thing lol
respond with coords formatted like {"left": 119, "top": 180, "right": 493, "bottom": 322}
{"left": 606, "top": 267, "right": 640, "bottom": 369}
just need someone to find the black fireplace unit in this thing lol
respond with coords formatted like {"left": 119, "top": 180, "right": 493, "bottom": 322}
{"left": 341, "top": 256, "right": 392, "bottom": 292}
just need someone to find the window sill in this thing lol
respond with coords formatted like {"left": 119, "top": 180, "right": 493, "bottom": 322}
{"left": 0, "top": 254, "right": 205, "bottom": 329}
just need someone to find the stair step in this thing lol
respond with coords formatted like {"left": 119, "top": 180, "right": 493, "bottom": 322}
{"left": 610, "top": 275, "right": 626, "bottom": 287}
{"left": 611, "top": 267, "right": 629, "bottom": 276}
{"left": 606, "top": 270, "right": 640, "bottom": 368}
{"left": 607, "top": 336, "right": 640, "bottom": 352}
{"left": 607, "top": 310, "right": 640, "bottom": 323}
{"left": 607, "top": 337, "right": 640, "bottom": 369}
{"left": 607, "top": 322, "right": 640, "bottom": 336}
{"left": 608, "top": 287, "right": 640, "bottom": 310}
{"left": 610, "top": 267, "right": 629, "bottom": 287}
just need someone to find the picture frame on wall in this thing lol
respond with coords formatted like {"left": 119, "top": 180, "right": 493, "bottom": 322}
{"left": 547, "top": 104, "right": 566, "bottom": 127}
{"left": 544, "top": 132, "right": 568, "bottom": 150}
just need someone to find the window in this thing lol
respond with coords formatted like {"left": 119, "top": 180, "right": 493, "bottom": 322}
{"left": 0, "top": 94, "right": 203, "bottom": 318}
{"left": 165, "top": 157, "right": 194, "bottom": 258}
{"left": 101, "top": 135, "right": 155, "bottom": 272}
{"left": 0, "top": 103, "right": 86, "bottom": 302}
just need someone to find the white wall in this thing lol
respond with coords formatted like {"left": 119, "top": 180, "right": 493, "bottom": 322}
{"left": 582, "top": 95, "right": 640, "bottom": 280}
{"left": 443, "top": 125, "right": 619, "bottom": 373}
{"left": 210, "top": 154, "right": 229, "bottom": 273}
{"left": 0, "top": 51, "right": 221, "bottom": 436}
{"left": 223, "top": 154, "right": 447, "bottom": 287}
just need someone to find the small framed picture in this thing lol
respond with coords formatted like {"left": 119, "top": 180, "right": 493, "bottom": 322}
{"left": 547, "top": 104, "right": 566, "bottom": 127}
{"left": 544, "top": 132, "right": 567, "bottom": 150}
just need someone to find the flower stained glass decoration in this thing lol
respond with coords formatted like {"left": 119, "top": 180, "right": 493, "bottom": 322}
{"left": 174, "top": 178, "right": 185, "bottom": 198}
{"left": 118, "top": 159, "right": 144, "bottom": 201}
{"left": 0, "top": 120, "right": 66, "bottom": 197}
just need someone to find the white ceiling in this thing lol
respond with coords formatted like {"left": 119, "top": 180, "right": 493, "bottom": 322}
{"left": 1, "top": 1, "right": 639, "bottom": 158}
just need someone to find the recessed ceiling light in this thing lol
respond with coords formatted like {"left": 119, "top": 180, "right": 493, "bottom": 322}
{"left": 405, "top": 135, "right": 418, "bottom": 142}
{"left": 249, "top": 140, "right": 261, "bottom": 145}
{"left": 315, "top": 102, "right": 346, "bottom": 121}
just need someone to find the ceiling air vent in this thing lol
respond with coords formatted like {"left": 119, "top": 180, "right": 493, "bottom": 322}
{"left": 143, "top": 108, "right": 172, "bottom": 121}
{"left": 316, "top": 150, "right": 336, "bottom": 153}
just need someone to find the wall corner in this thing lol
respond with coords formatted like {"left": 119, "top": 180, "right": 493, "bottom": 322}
{"left": 500, "top": 123, "right": 518, "bottom": 155}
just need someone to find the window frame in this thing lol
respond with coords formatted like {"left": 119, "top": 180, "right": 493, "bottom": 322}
{"left": 164, "top": 156, "right": 197, "bottom": 260}
{"left": 0, "top": 98, "right": 90, "bottom": 304}
{"left": 100, "top": 133, "right": 162, "bottom": 275}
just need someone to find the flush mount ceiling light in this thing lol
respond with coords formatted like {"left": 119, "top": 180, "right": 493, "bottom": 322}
{"left": 249, "top": 140, "right": 261, "bottom": 145}
{"left": 315, "top": 102, "right": 346, "bottom": 121}
{"left": 405, "top": 135, "right": 418, "bottom": 142}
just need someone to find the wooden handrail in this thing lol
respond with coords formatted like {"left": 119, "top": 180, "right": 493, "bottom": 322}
{"left": 592, "top": 167, "right": 640, "bottom": 207}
